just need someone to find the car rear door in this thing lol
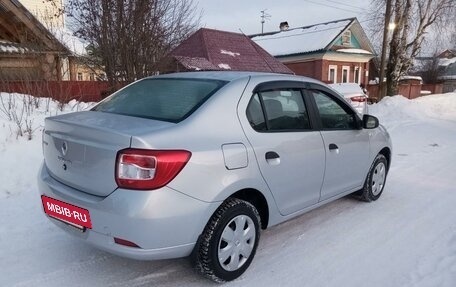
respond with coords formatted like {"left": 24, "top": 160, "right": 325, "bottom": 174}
{"left": 239, "top": 81, "right": 325, "bottom": 216}
{"left": 305, "top": 84, "right": 370, "bottom": 201}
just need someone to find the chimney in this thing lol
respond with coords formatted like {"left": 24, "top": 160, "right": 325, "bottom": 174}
{"left": 279, "top": 21, "right": 289, "bottom": 31}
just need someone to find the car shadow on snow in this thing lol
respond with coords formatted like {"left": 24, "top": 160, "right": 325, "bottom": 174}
{"left": 42, "top": 195, "right": 377, "bottom": 286}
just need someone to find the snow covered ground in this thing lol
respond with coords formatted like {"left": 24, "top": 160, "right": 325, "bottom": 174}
{"left": 1, "top": 92, "right": 455, "bottom": 287}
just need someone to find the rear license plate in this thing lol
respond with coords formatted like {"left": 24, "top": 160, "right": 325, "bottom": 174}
{"left": 41, "top": 195, "right": 92, "bottom": 229}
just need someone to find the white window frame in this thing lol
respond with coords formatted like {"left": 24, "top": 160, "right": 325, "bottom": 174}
{"left": 328, "top": 65, "right": 338, "bottom": 83}
{"left": 354, "top": 66, "right": 362, "bottom": 84}
{"left": 342, "top": 66, "right": 350, "bottom": 83}
{"left": 341, "top": 30, "right": 352, "bottom": 46}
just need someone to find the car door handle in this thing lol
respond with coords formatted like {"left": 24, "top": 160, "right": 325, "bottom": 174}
{"left": 329, "top": 143, "right": 339, "bottom": 150}
{"left": 265, "top": 151, "right": 281, "bottom": 165}
{"left": 265, "top": 151, "right": 280, "bottom": 160}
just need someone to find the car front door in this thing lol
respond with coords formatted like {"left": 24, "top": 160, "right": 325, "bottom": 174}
{"left": 240, "top": 82, "right": 325, "bottom": 216}
{"left": 306, "top": 85, "right": 370, "bottom": 201}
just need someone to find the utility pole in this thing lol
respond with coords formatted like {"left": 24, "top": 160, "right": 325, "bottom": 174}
{"left": 260, "top": 10, "right": 271, "bottom": 34}
{"left": 378, "top": 0, "right": 393, "bottom": 100}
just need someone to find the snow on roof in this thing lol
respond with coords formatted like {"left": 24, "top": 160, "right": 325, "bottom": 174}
{"left": 218, "top": 63, "right": 231, "bottom": 70}
{"left": 51, "top": 28, "right": 87, "bottom": 56}
{"left": 399, "top": 76, "right": 423, "bottom": 81}
{"left": 439, "top": 57, "right": 456, "bottom": 67}
{"left": 220, "top": 49, "right": 240, "bottom": 57}
{"left": 336, "top": 48, "right": 372, "bottom": 55}
{"left": 251, "top": 19, "right": 352, "bottom": 57}
{"left": 171, "top": 28, "right": 293, "bottom": 74}
{"left": 0, "top": 40, "right": 30, "bottom": 54}
{"left": 174, "top": 56, "right": 219, "bottom": 70}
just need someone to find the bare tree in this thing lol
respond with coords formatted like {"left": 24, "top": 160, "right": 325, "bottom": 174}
{"left": 62, "top": 0, "right": 200, "bottom": 85}
{"left": 369, "top": 0, "right": 455, "bottom": 96}
{"left": 418, "top": 53, "right": 444, "bottom": 84}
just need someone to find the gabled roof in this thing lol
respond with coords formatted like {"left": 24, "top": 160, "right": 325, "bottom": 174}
{"left": 171, "top": 28, "right": 293, "bottom": 74}
{"left": 0, "top": 0, "right": 68, "bottom": 54}
{"left": 251, "top": 18, "right": 374, "bottom": 58}
{"left": 438, "top": 49, "right": 456, "bottom": 59}
{"left": 440, "top": 62, "right": 456, "bottom": 79}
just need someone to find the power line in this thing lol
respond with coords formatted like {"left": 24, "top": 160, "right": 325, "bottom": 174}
{"left": 254, "top": 17, "right": 379, "bottom": 42}
{"left": 324, "top": 0, "right": 367, "bottom": 12}
{"left": 301, "top": 0, "right": 365, "bottom": 14}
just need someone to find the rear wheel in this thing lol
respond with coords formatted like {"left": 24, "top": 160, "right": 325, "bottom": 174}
{"left": 355, "top": 154, "right": 388, "bottom": 202}
{"left": 193, "top": 198, "right": 261, "bottom": 282}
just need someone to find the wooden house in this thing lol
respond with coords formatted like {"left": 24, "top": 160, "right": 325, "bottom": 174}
{"left": 0, "top": 0, "right": 69, "bottom": 80}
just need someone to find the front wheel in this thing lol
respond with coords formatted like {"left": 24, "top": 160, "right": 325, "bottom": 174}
{"left": 193, "top": 198, "right": 261, "bottom": 282}
{"left": 355, "top": 154, "right": 388, "bottom": 202}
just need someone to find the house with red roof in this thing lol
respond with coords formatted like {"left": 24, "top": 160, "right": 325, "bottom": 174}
{"left": 165, "top": 28, "right": 293, "bottom": 74}
{"left": 251, "top": 17, "right": 375, "bottom": 85}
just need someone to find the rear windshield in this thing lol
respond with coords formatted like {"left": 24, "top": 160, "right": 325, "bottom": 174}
{"left": 92, "top": 78, "right": 227, "bottom": 122}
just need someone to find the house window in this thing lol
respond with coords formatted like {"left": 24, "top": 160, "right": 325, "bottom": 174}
{"left": 342, "top": 66, "right": 350, "bottom": 83}
{"left": 328, "top": 65, "right": 337, "bottom": 83}
{"left": 354, "top": 67, "right": 361, "bottom": 84}
{"left": 90, "top": 73, "right": 95, "bottom": 81}
{"left": 341, "top": 30, "right": 352, "bottom": 46}
{"left": 77, "top": 73, "right": 83, "bottom": 81}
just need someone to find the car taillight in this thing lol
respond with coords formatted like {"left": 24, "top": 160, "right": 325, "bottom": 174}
{"left": 350, "top": 96, "right": 367, "bottom": 102}
{"left": 116, "top": 149, "right": 191, "bottom": 190}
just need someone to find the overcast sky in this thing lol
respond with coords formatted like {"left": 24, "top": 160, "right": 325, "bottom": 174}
{"left": 197, "top": 0, "right": 371, "bottom": 35}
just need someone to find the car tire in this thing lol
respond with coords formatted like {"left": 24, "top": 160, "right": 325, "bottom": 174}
{"left": 355, "top": 154, "right": 388, "bottom": 202}
{"left": 193, "top": 198, "right": 261, "bottom": 283}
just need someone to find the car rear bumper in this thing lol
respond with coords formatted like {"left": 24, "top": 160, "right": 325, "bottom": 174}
{"left": 37, "top": 163, "right": 220, "bottom": 260}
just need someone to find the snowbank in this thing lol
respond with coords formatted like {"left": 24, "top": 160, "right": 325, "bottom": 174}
{"left": 370, "top": 92, "right": 456, "bottom": 127}
{"left": 0, "top": 93, "right": 94, "bottom": 199}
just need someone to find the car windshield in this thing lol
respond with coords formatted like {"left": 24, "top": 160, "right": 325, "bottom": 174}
{"left": 92, "top": 78, "right": 227, "bottom": 122}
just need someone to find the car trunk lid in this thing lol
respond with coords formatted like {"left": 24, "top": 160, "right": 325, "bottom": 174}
{"left": 43, "top": 111, "right": 173, "bottom": 197}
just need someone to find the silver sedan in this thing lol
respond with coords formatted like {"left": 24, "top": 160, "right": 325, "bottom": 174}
{"left": 38, "top": 71, "right": 392, "bottom": 282}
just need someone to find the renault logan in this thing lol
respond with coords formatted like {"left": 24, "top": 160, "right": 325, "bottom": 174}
{"left": 38, "top": 72, "right": 392, "bottom": 282}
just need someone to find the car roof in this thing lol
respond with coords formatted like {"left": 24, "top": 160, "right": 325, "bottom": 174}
{"left": 151, "top": 71, "right": 323, "bottom": 84}
{"left": 328, "top": 83, "right": 364, "bottom": 94}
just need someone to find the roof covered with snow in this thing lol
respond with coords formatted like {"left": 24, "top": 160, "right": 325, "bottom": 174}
{"left": 439, "top": 57, "right": 456, "bottom": 67}
{"left": 51, "top": 28, "right": 88, "bottom": 56}
{"left": 0, "top": 0, "right": 68, "bottom": 54}
{"left": 251, "top": 18, "right": 375, "bottom": 58}
{"left": 170, "top": 28, "right": 293, "bottom": 74}
{"left": 440, "top": 61, "right": 456, "bottom": 80}
{"left": 251, "top": 19, "right": 351, "bottom": 56}
{"left": 0, "top": 40, "right": 31, "bottom": 54}
{"left": 399, "top": 75, "right": 423, "bottom": 81}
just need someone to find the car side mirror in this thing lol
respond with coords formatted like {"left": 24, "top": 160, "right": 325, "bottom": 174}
{"left": 363, "top": 114, "right": 379, "bottom": 129}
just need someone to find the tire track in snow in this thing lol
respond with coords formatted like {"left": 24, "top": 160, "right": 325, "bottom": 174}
{"left": 12, "top": 253, "right": 112, "bottom": 287}
{"left": 406, "top": 230, "right": 456, "bottom": 287}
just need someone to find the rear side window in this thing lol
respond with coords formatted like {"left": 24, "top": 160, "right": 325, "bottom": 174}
{"left": 246, "top": 94, "right": 266, "bottom": 131}
{"left": 246, "top": 89, "right": 311, "bottom": 131}
{"left": 92, "top": 78, "right": 226, "bottom": 122}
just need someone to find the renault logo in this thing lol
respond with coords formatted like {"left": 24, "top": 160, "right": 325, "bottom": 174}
{"left": 61, "top": 141, "right": 68, "bottom": 156}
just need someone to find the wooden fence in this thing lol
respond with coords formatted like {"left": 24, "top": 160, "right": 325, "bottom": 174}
{"left": 367, "top": 82, "right": 443, "bottom": 102}
{"left": 0, "top": 81, "right": 123, "bottom": 103}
